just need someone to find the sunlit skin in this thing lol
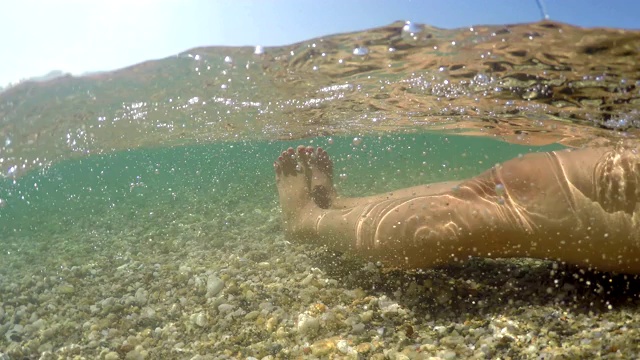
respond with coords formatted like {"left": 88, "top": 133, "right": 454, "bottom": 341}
{"left": 274, "top": 145, "right": 640, "bottom": 274}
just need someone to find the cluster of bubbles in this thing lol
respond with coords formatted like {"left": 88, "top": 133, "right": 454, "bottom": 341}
{"left": 401, "top": 21, "right": 422, "bottom": 36}
{"left": 352, "top": 46, "right": 369, "bottom": 56}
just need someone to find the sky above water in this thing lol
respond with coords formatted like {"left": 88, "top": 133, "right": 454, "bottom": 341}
{"left": 2, "top": 0, "right": 639, "bottom": 87}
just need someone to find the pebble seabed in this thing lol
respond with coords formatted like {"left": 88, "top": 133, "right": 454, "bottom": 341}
{"left": 1, "top": 205, "right": 639, "bottom": 360}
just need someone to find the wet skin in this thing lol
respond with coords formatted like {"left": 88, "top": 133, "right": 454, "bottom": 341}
{"left": 275, "top": 145, "right": 640, "bottom": 274}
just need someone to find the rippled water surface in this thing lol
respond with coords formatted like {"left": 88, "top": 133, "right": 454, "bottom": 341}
{"left": 1, "top": 21, "right": 640, "bottom": 358}
{"left": 2, "top": 21, "right": 639, "bottom": 174}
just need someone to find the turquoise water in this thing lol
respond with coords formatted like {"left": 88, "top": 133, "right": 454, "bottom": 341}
{"left": 0, "top": 132, "right": 563, "bottom": 273}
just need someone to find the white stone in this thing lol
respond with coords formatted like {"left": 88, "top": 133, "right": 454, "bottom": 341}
{"left": 101, "top": 297, "right": 115, "bottom": 307}
{"left": 360, "top": 310, "right": 373, "bottom": 323}
{"left": 217, "top": 303, "right": 235, "bottom": 314}
{"left": 297, "top": 313, "right": 320, "bottom": 335}
{"left": 300, "top": 274, "right": 314, "bottom": 286}
{"left": 31, "top": 318, "right": 46, "bottom": 332}
{"left": 142, "top": 307, "right": 156, "bottom": 318}
{"left": 336, "top": 340, "right": 352, "bottom": 354}
{"left": 134, "top": 288, "right": 148, "bottom": 305}
{"left": 191, "top": 312, "right": 207, "bottom": 328}
{"left": 125, "top": 345, "right": 148, "bottom": 360}
{"left": 104, "top": 352, "right": 119, "bottom": 360}
{"left": 438, "top": 350, "right": 457, "bottom": 360}
{"left": 351, "top": 323, "right": 365, "bottom": 334}
{"left": 206, "top": 276, "right": 224, "bottom": 297}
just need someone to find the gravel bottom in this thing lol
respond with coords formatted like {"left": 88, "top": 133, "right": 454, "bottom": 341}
{"left": 1, "top": 205, "right": 640, "bottom": 359}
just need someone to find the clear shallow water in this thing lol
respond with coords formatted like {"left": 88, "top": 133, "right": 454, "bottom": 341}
{"left": 0, "top": 132, "right": 563, "bottom": 271}
{"left": 0, "top": 20, "right": 639, "bottom": 358}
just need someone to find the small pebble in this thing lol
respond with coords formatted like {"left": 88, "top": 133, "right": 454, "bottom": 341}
{"left": 297, "top": 313, "right": 320, "bottom": 335}
{"left": 104, "top": 352, "right": 119, "bottom": 360}
{"left": 207, "top": 276, "right": 225, "bottom": 297}
{"left": 311, "top": 339, "right": 335, "bottom": 356}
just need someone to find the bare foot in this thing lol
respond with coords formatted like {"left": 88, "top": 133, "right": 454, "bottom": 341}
{"left": 274, "top": 147, "right": 313, "bottom": 225}
{"left": 300, "top": 146, "right": 337, "bottom": 209}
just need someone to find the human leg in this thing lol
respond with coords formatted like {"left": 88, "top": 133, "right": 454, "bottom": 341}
{"left": 275, "top": 145, "right": 640, "bottom": 273}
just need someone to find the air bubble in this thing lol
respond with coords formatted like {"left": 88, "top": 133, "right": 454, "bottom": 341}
{"left": 352, "top": 137, "right": 362, "bottom": 146}
{"left": 352, "top": 46, "right": 369, "bottom": 56}
{"left": 402, "top": 21, "right": 421, "bottom": 35}
{"left": 473, "top": 73, "right": 490, "bottom": 85}
{"left": 254, "top": 46, "right": 264, "bottom": 55}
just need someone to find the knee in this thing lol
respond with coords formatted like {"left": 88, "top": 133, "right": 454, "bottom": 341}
{"left": 594, "top": 148, "right": 640, "bottom": 214}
